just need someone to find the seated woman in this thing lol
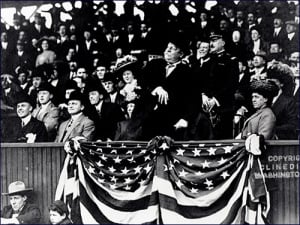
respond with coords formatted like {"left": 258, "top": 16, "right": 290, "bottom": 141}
{"left": 238, "top": 79, "right": 279, "bottom": 140}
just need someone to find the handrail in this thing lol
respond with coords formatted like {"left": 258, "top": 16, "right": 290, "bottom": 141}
{"left": 1, "top": 140, "right": 299, "bottom": 148}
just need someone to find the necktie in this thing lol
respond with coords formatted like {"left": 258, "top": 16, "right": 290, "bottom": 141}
{"left": 60, "top": 119, "right": 73, "bottom": 142}
{"left": 21, "top": 121, "right": 25, "bottom": 127}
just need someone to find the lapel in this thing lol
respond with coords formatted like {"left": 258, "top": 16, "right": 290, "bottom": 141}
{"left": 38, "top": 103, "right": 53, "bottom": 121}
{"left": 63, "top": 114, "right": 84, "bottom": 142}
{"left": 242, "top": 108, "right": 264, "bottom": 129}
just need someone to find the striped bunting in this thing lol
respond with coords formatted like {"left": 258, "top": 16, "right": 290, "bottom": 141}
{"left": 55, "top": 136, "right": 270, "bottom": 224}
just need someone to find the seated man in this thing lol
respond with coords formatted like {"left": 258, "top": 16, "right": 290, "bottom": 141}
{"left": 15, "top": 94, "right": 48, "bottom": 142}
{"left": 1, "top": 181, "right": 41, "bottom": 224}
{"left": 49, "top": 200, "right": 72, "bottom": 224}
{"left": 55, "top": 91, "right": 95, "bottom": 142}
{"left": 32, "top": 83, "right": 60, "bottom": 141}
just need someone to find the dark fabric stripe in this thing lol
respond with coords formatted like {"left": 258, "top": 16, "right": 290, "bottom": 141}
{"left": 79, "top": 182, "right": 158, "bottom": 224}
{"left": 158, "top": 162, "right": 248, "bottom": 218}
{"left": 82, "top": 166, "right": 159, "bottom": 211}
{"left": 247, "top": 197, "right": 259, "bottom": 211}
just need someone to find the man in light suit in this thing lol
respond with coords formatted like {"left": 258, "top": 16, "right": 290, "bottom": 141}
{"left": 55, "top": 91, "right": 95, "bottom": 142}
{"left": 32, "top": 83, "right": 59, "bottom": 141}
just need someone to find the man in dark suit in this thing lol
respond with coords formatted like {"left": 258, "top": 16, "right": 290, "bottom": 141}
{"left": 284, "top": 20, "right": 299, "bottom": 56}
{"left": 141, "top": 34, "right": 195, "bottom": 140}
{"left": 87, "top": 82, "right": 125, "bottom": 141}
{"left": 202, "top": 32, "right": 239, "bottom": 139}
{"left": 1, "top": 181, "right": 41, "bottom": 224}
{"left": 14, "top": 94, "right": 48, "bottom": 143}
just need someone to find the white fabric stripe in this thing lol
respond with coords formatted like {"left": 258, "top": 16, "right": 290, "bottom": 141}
{"left": 77, "top": 159, "right": 159, "bottom": 224}
{"left": 82, "top": 159, "right": 154, "bottom": 201}
{"left": 55, "top": 154, "right": 71, "bottom": 200}
{"left": 159, "top": 160, "right": 251, "bottom": 224}
{"left": 231, "top": 203, "right": 244, "bottom": 224}
{"left": 80, "top": 203, "right": 99, "bottom": 224}
{"left": 245, "top": 206, "right": 257, "bottom": 224}
{"left": 155, "top": 161, "right": 246, "bottom": 207}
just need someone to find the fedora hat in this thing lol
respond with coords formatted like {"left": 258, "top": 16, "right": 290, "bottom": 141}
{"left": 2, "top": 181, "right": 33, "bottom": 196}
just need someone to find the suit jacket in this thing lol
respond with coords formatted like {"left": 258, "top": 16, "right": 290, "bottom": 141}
{"left": 272, "top": 94, "right": 298, "bottom": 139}
{"left": 11, "top": 51, "right": 34, "bottom": 72}
{"left": 141, "top": 59, "right": 195, "bottom": 139}
{"left": 241, "top": 107, "right": 276, "bottom": 140}
{"left": 16, "top": 116, "right": 48, "bottom": 142}
{"left": 55, "top": 113, "right": 95, "bottom": 142}
{"left": 1, "top": 202, "right": 41, "bottom": 224}
{"left": 90, "top": 102, "right": 125, "bottom": 140}
{"left": 32, "top": 102, "right": 60, "bottom": 141}
{"left": 246, "top": 39, "right": 269, "bottom": 55}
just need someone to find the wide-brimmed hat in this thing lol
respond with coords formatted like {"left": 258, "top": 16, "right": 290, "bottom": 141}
{"left": 2, "top": 181, "right": 33, "bottom": 196}
{"left": 36, "top": 36, "right": 56, "bottom": 49}
{"left": 250, "top": 79, "right": 279, "bottom": 99}
{"left": 113, "top": 55, "right": 139, "bottom": 77}
{"left": 267, "top": 62, "right": 294, "bottom": 87}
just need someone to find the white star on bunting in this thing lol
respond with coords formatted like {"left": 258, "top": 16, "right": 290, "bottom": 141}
{"left": 113, "top": 156, "right": 122, "bottom": 164}
{"left": 218, "top": 157, "right": 227, "bottom": 165}
{"left": 207, "top": 147, "right": 217, "bottom": 155}
{"left": 121, "top": 167, "right": 130, "bottom": 174}
{"left": 134, "top": 165, "right": 142, "bottom": 174}
{"left": 96, "top": 160, "right": 104, "bottom": 167}
{"left": 100, "top": 154, "right": 108, "bottom": 161}
{"left": 190, "top": 187, "right": 199, "bottom": 193}
{"left": 88, "top": 166, "right": 95, "bottom": 174}
{"left": 220, "top": 171, "right": 230, "bottom": 179}
{"left": 176, "top": 148, "right": 185, "bottom": 156}
{"left": 124, "top": 177, "right": 133, "bottom": 184}
{"left": 176, "top": 179, "right": 183, "bottom": 188}
{"left": 204, "top": 178, "right": 213, "bottom": 187}
{"left": 179, "top": 169, "right": 188, "bottom": 177}
{"left": 144, "top": 164, "right": 152, "bottom": 173}
{"left": 202, "top": 160, "right": 211, "bottom": 169}
{"left": 159, "top": 142, "right": 169, "bottom": 150}
{"left": 224, "top": 146, "right": 233, "bottom": 154}
{"left": 192, "top": 148, "right": 201, "bottom": 157}
{"left": 108, "top": 166, "right": 116, "bottom": 173}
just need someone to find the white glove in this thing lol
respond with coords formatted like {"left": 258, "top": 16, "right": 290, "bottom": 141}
{"left": 245, "top": 134, "right": 262, "bottom": 155}
{"left": 174, "top": 119, "right": 188, "bottom": 130}
{"left": 26, "top": 133, "right": 36, "bottom": 143}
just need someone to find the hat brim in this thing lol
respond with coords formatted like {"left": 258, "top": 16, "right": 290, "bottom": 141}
{"left": 2, "top": 188, "right": 33, "bottom": 196}
{"left": 114, "top": 61, "right": 139, "bottom": 77}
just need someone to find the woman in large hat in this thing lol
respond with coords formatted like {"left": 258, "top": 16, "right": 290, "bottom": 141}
{"left": 35, "top": 36, "right": 57, "bottom": 67}
{"left": 238, "top": 79, "right": 279, "bottom": 140}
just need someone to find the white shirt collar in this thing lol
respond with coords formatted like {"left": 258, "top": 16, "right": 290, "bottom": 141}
{"left": 71, "top": 112, "right": 83, "bottom": 121}
{"left": 95, "top": 101, "right": 103, "bottom": 112}
{"left": 22, "top": 114, "right": 32, "bottom": 126}
{"left": 110, "top": 92, "right": 117, "bottom": 103}
{"left": 288, "top": 32, "right": 295, "bottom": 40}
{"left": 40, "top": 101, "right": 51, "bottom": 109}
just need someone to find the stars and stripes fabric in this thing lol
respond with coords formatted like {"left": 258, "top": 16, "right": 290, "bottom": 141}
{"left": 55, "top": 136, "right": 269, "bottom": 224}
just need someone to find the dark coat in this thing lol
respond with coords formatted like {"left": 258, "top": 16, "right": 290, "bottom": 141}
{"left": 141, "top": 59, "right": 195, "bottom": 139}
{"left": 15, "top": 116, "right": 48, "bottom": 142}
{"left": 1, "top": 202, "right": 41, "bottom": 224}
{"left": 90, "top": 102, "right": 125, "bottom": 141}
{"left": 272, "top": 94, "right": 298, "bottom": 139}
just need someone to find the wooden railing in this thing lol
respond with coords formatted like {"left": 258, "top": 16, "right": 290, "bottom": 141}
{"left": 1, "top": 140, "right": 299, "bottom": 224}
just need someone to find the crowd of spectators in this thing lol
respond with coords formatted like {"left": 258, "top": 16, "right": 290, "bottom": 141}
{"left": 1, "top": 0, "right": 299, "bottom": 143}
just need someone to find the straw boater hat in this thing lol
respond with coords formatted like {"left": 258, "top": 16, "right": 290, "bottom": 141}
{"left": 2, "top": 181, "right": 33, "bottom": 196}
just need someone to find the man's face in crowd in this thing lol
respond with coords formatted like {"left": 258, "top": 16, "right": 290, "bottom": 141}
{"left": 32, "top": 77, "right": 42, "bottom": 88}
{"left": 197, "top": 42, "right": 210, "bottom": 58}
{"left": 273, "top": 18, "right": 282, "bottom": 28}
{"left": 17, "top": 102, "right": 32, "bottom": 118}
{"left": 77, "top": 68, "right": 87, "bottom": 79}
{"left": 1, "top": 32, "right": 8, "bottom": 42}
{"left": 38, "top": 90, "right": 52, "bottom": 105}
{"left": 290, "top": 52, "right": 299, "bottom": 63}
{"left": 67, "top": 100, "right": 83, "bottom": 115}
{"left": 270, "top": 43, "right": 281, "bottom": 53}
{"left": 236, "top": 11, "right": 243, "bottom": 20}
{"left": 18, "top": 73, "right": 27, "bottom": 85}
{"left": 164, "top": 42, "right": 183, "bottom": 64}
{"left": 10, "top": 195, "right": 27, "bottom": 212}
{"left": 252, "top": 56, "right": 265, "bottom": 68}
{"left": 220, "top": 20, "right": 229, "bottom": 31}
{"left": 140, "top": 23, "right": 147, "bottom": 32}
{"left": 200, "top": 12, "right": 208, "bottom": 21}
{"left": 210, "top": 37, "right": 225, "bottom": 54}
{"left": 89, "top": 91, "right": 103, "bottom": 105}
{"left": 84, "top": 31, "right": 91, "bottom": 40}
{"left": 49, "top": 210, "right": 66, "bottom": 225}
{"left": 103, "top": 81, "right": 115, "bottom": 94}
{"left": 286, "top": 24, "right": 296, "bottom": 34}
{"left": 251, "top": 29, "right": 260, "bottom": 41}
{"left": 232, "top": 30, "right": 241, "bottom": 43}
{"left": 16, "top": 43, "right": 24, "bottom": 52}
{"left": 247, "top": 13, "right": 255, "bottom": 24}
{"left": 58, "top": 25, "right": 67, "bottom": 36}
{"left": 96, "top": 66, "right": 106, "bottom": 80}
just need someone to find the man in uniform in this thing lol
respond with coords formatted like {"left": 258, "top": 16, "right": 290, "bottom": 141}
{"left": 202, "top": 32, "right": 239, "bottom": 139}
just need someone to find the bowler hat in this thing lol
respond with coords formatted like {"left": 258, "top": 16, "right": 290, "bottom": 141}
{"left": 50, "top": 200, "right": 69, "bottom": 216}
{"left": 103, "top": 72, "right": 117, "bottom": 83}
{"left": 86, "top": 81, "right": 105, "bottom": 94}
{"left": 65, "top": 80, "right": 78, "bottom": 91}
{"left": 38, "top": 83, "right": 54, "bottom": 94}
{"left": 168, "top": 32, "right": 190, "bottom": 55}
{"left": 285, "top": 20, "right": 296, "bottom": 26}
{"left": 15, "top": 93, "right": 34, "bottom": 106}
{"left": 2, "top": 181, "right": 33, "bottom": 196}
{"left": 68, "top": 91, "right": 84, "bottom": 103}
